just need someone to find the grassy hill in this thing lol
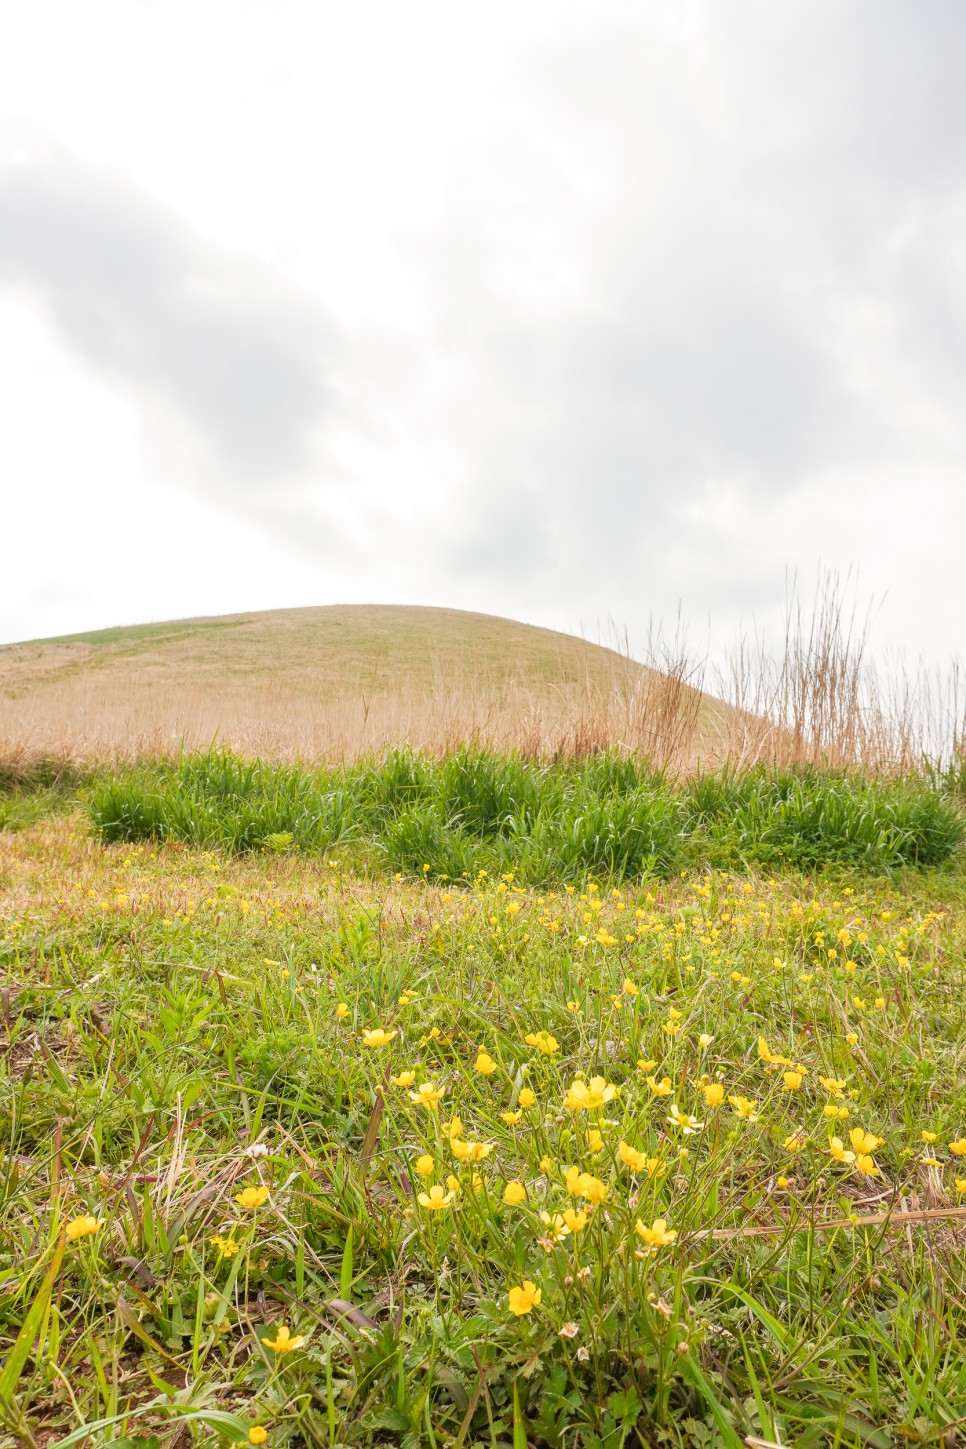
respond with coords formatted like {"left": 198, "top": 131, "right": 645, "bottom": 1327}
{"left": 0, "top": 604, "right": 730, "bottom": 763}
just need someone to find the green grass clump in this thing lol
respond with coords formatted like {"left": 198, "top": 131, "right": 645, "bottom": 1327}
{"left": 2, "top": 825, "right": 966, "bottom": 1447}
{"left": 84, "top": 749, "right": 965, "bottom": 879}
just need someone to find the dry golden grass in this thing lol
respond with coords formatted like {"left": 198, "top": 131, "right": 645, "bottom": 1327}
{"left": 0, "top": 604, "right": 727, "bottom": 765}
{"left": 2, "top": 587, "right": 962, "bottom": 775}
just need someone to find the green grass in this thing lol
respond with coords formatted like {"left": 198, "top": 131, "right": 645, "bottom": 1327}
{"left": 84, "top": 749, "right": 966, "bottom": 879}
{"left": 1, "top": 819, "right": 965, "bottom": 1447}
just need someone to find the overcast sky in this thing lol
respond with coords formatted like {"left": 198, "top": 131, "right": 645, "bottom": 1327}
{"left": 1, "top": 1, "right": 964, "bottom": 662}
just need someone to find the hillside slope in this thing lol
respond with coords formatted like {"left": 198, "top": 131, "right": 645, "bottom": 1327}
{"left": 0, "top": 604, "right": 730, "bottom": 762}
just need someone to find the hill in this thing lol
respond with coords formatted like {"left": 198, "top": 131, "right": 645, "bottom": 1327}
{"left": 0, "top": 603, "right": 731, "bottom": 763}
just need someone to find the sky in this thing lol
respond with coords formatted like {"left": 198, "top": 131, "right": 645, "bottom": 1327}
{"left": 1, "top": 0, "right": 965, "bottom": 664}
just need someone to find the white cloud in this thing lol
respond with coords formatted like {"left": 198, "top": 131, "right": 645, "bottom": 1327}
{"left": 0, "top": 0, "right": 964, "bottom": 662}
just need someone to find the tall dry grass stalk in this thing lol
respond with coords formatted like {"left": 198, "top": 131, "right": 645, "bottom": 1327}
{"left": 1, "top": 581, "right": 963, "bottom": 776}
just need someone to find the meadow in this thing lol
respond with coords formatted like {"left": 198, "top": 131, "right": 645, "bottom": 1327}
{"left": 2, "top": 595, "right": 966, "bottom": 1449}
{"left": 2, "top": 764, "right": 966, "bottom": 1449}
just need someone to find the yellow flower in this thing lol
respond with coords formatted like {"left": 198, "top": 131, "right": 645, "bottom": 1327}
{"left": 783, "top": 1071, "right": 803, "bottom": 1091}
{"left": 845, "top": 1032, "right": 859, "bottom": 1045}
{"left": 637, "top": 1059, "right": 657, "bottom": 1073}
{"left": 249, "top": 1428, "right": 269, "bottom": 1445}
{"left": 562, "top": 1075, "right": 620, "bottom": 1111}
{"left": 65, "top": 1213, "right": 104, "bottom": 1242}
{"left": 618, "top": 1141, "right": 647, "bottom": 1172}
{"left": 829, "top": 1136, "right": 856, "bottom": 1165}
{"left": 955, "top": 1178, "right": 966, "bottom": 1194}
{"left": 446, "top": 1174, "right": 461, "bottom": 1193}
{"left": 666, "top": 1103, "right": 703, "bottom": 1135}
{"left": 646, "top": 1075, "right": 673, "bottom": 1098}
{"left": 210, "top": 1234, "right": 239, "bottom": 1257}
{"left": 501, "top": 1110, "right": 522, "bottom": 1125}
{"left": 362, "top": 1028, "right": 397, "bottom": 1048}
{"left": 698, "top": 1033, "right": 714, "bottom": 1048}
{"left": 563, "top": 1207, "right": 588, "bottom": 1233}
{"left": 539, "top": 1155, "right": 555, "bottom": 1172}
{"left": 819, "top": 1076, "right": 847, "bottom": 1099}
{"left": 508, "top": 1280, "right": 542, "bottom": 1316}
{"left": 585, "top": 1128, "right": 603, "bottom": 1153}
{"left": 518, "top": 1088, "right": 536, "bottom": 1108}
{"left": 451, "top": 1139, "right": 493, "bottom": 1163}
{"left": 701, "top": 1083, "right": 724, "bottom": 1108}
{"left": 622, "top": 978, "right": 639, "bottom": 997}
{"left": 783, "top": 1132, "right": 807, "bottom": 1153}
{"left": 415, "top": 1154, "right": 434, "bottom": 1177}
{"left": 757, "top": 1037, "right": 786, "bottom": 1066}
{"left": 336, "top": 1003, "right": 350, "bottom": 1019}
{"left": 729, "top": 1095, "right": 758, "bottom": 1122}
{"left": 921, "top": 1130, "right": 937, "bottom": 1144}
{"left": 417, "top": 1184, "right": 455, "bottom": 1210}
{"left": 235, "top": 1185, "right": 270, "bottom": 1210}
{"left": 578, "top": 1174, "right": 608, "bottom": 1204}
{"left": 390, "top": 1070, "right": 417, "bottom": 1088}
{"left": 948, "top": 1139, "right": 966, "bottom": 1156}
{"left": 849, "top": 1127, "right": 881, "bottom": 1155}
{"left": 443, "top": 1116, "right": 462, "bottom": 1140}
{"left": 634, "top": 1218, "right": 677, "bottom": 1251}
{"left": 409, "top": 1082, "right": 446, "bottom": 1110}
{"left": 539, "top": 1211, "right": 571, "bottom": 1242}
{"left": 475, "top": 1052, "right": 497, "bottom": 1074}
{"left": 262, "top": 1324, "right": 305, "bottom": 1354}
{"left": 524, "top": 1030, "right": 560, "bottom": 1055}
{"left": 503, "top": 1180, "right": 527, "bottom": 1205}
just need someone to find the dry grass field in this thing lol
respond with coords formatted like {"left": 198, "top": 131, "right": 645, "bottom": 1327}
{"left": 0, "top": 605, "right": 730, "bottom": 766}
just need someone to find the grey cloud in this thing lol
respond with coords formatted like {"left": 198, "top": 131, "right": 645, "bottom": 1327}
{"left": 0, "top": 154, "right": 336, "bottom": 486}
{"left": 436, "top": 1, "right": 966, "bottom": 601}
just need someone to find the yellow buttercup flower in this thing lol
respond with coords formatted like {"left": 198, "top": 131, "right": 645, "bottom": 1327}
{"left": 949, "top": 1139, "right": 966, "bottom": 1155}
{"left": 518, "top": 1088, "right": 536, "bottom": 1108}
{"left": 507, "top": 1280, "right": 542, "bottom": 1316}
{"left": 562, "top": 1075, "right": 620, "bottom": 1111}
{"left": 451, "top": 1138, "right": 493, "bottom": 1163}
{"left": 563, "top": 1207, "right": 588, "bottom": 1232}
{"left": 667, "top": 1103, "right": 703, "bottom": 1135}
{"left": 417, "top": 1184, "right": 455, "bottom": 1210}
{"left": 409, "top": 1082, "right": 446, "bottom": 1110}
{"left": 729, "top": 1095, "right": 758, "bottom": 1122}
{"left": 415, "top": 1154, "right": 434, "bottom": 1177}
{"left": 619, "top": 1141, "right": 647, "bottom": 1172}
{"left": 249, "top": 1428, "right": 269, "bottom": 1445}
{"left": 362, "top": 1028, "right": 396, "bottom": 1048}
{"left": 524, "top": 1030, "right": 560, "bottom": 1055}
{"left": 783, "top": 1071, "right": 803, "bottom": 1091}
{"left": 262, "top": 1324, "right": 305, "bottom": 1354}
{"left": 701, "top": 1083, "right": 724, "bottom": 1108}
{"left": 475, "top": 1051, "right": 497, "bottom": 1074}
{"left": 336, "top": 1003, "right": 350, "bottom": 1019}
{"left": 65, "top": 1213, "right": 105, "bottom": 1242}
{"left": 634, "top": 1218, "right": 677, "bottom": 1251}
{"left": 829, "top": 1136, "right": 856, "bottom": 1165}
{"left": 502, "top": 1180, "right": 527, "bottom": 1205}
{"left": 235, "top": 1184, "right": 270, "bottom": 1210}
{"left": 539, "top": 1211, "right": 571, "bottom": 1242}
{"left": 390, "top": 1070, "right": 417, "bottom": 1088}
{"left": 646, "top": 1075, "right": 672, "bottom": 1098}
{"left": 501, "top": 1110, "right": 522, "bottom": 1125}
